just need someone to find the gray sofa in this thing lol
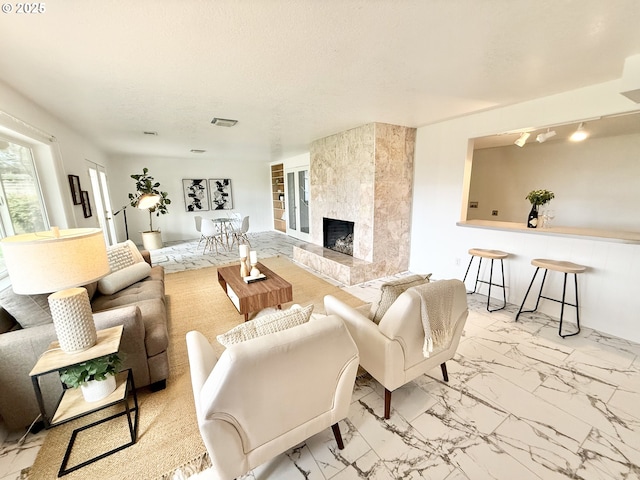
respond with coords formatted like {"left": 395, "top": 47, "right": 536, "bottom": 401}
{"left": 0, "top": 251, "right": 168, "bottom": 431}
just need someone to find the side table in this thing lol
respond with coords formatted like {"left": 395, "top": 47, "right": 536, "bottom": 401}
{"left": 29, "top": 325, "right": 139, "bottom": 476}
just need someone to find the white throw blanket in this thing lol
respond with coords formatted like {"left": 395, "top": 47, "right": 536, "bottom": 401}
{"left": 410, "top": 280, "right": 456, "bottom": 357}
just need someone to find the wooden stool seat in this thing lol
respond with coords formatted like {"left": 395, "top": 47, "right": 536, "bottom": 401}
{"left": 516, "top": 258, "right": 587, "bottom": 338}
{"left": 531, "top": 259, "right": 586, "bottom": 274}
{"left": 468, "top": 248, "right": 509, "bottom": 260}
{"left": 463, "top": 248, "right": 509, "bottom": 312}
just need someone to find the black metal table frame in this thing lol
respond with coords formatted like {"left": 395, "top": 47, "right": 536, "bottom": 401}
{"left": 58, "top": 369, "right": 138, "bottom": 476}
{"left": 31, "top": 367, "right": 139, "bottom": 476}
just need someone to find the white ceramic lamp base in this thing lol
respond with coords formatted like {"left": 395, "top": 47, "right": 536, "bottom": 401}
{"left": 48, "top": 287, "right": 97, "bottom": 353}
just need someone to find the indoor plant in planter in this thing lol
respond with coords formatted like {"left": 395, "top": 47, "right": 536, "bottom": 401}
{"left": 60, "top": 353, "right": 122, "bottom": 402}
{"left": 129, "top": 167, "right": 171, "bottom": 250}
{"left": 525, "top": 189, "right": 555, "bottom": 228}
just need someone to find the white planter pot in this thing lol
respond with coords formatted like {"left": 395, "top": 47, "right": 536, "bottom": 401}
{"left": 81, "top": 375, "right": 116, "bottom": 402}
{"left": 141, "top": 231, "right": 163, "bottom": 250}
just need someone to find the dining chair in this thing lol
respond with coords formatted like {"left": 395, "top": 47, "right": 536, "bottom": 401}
{"left": 227, "top": 212, "right": 242, "bottom": 230}
{"left": 230, "top": 216, "right": 251, "bottom": 248}
{"left": 194, "top": 215, "right": 204, "bottom": 247}
{"left": 200, "top": 218, "right": 226, "bottom": 254}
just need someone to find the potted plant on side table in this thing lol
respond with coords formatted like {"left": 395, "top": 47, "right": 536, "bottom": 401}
{"left": 525, "top": 189, "right": 554, "bottom": 228}
{"left": 129, "top": 167, "right": 171, "bottom": 250}
{"left": 60, "top": 353, "right": 122, "bottom": 402}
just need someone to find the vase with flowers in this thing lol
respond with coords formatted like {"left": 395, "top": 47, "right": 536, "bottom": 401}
{"left": 525, "top": 189, "right": 554, "bottom": 228}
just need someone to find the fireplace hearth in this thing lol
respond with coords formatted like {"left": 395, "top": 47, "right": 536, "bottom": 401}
{"left": 323, "top": 218, "right": 354, "bottom": 256}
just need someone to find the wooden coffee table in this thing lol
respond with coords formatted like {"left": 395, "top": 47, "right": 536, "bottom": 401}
{"left": 217, "top": 262, "right": 293, "bottom": 321}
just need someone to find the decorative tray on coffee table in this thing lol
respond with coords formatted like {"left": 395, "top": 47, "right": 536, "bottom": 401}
{"left": 243, "top": 273, "right": 267, "bottom": 284}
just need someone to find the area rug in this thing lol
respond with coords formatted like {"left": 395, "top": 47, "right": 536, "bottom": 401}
{"left": 27, "top": 256, "right": 364, "bottom": 479}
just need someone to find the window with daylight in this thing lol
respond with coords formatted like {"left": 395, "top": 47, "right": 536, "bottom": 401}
{"left": 0, "top": 135, "right": 49, "bottom": 276}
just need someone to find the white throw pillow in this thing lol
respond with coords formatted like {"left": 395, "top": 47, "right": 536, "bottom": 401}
{"left": 217, "top": 304, "right": 314, "bottom": 347}
{"left": 97, "top": 262, "right": 152, "bottom": 295}
{"left": 106, "top": 240, "right": 145, "bottom": 273}
{"left": 370, "top": 274, "right": 432, "bottom": 324}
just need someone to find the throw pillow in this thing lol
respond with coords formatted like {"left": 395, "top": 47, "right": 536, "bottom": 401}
{"left": 0, "top": 287, "right": 53, "bottom": 328}
{"left": 106, "top": 240, "right": 145, "bottom": 273}
{"left": 97, "top": 262, "right": 152, "bottom": 295}
{"left": 0, "top": 308, "right": 18, "bottom": 333}
{"left": 370, "top": 273, "right": 432, "bottom": 324}
{"left": 217, "top": 304, "right": 314, "bottom": 347}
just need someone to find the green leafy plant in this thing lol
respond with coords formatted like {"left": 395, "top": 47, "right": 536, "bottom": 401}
{"left": 128, "top": 167, "right": 171, "bottom": 232}
{"left": 59, "top": 354, "right": 122, "bottom": 389}
{"left": 526, "top": 189, "right": 555, "bottom": 207}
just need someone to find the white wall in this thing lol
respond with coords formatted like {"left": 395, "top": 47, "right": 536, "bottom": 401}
{"left": 0, "top": 80, "right": 110, "bottom": 230}
{"left": 410, "top": 79, "right": 640, "bottom": 343}
{"left": 107, "top": 154, "right": 273, "bottom": 245}
{"left": 469, "top": 132, "right": 640, "bottom": 229}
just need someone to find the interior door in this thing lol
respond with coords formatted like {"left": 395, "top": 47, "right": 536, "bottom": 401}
{"left": 285, "top": 167, "right": 310, "bottom": 241}
{"left": 87, "top": 162, "right": 118, "bottom": 246}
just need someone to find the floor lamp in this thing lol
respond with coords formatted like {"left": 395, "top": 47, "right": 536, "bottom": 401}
{"left": 113, "top": 205, "right": 129, "bottom": 240}
{"left": 113, "top": 194, "right": 160, "bottom": 242}
{"left": 0, "top": 228, "right": 110, "bottom": 353}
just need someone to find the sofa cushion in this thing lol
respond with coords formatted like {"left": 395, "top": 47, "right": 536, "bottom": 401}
{"left": 92, "top": 269, "right": 164, "bottom": 312}
{"left": 0, "top": 288, "right": 52, "bottom": 328}
{"left": 217, "top": 304, "right": 314, "bottom": 347}
{"left": 370, "top": 274, "right": 432, "bottom": 324}
{"left": 98, "top": 262, "right": 152, "bottom": 295}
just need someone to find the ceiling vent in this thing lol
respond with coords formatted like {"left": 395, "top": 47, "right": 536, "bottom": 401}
{"left": 211, "top": 118, "right": 238, "bottom": 127}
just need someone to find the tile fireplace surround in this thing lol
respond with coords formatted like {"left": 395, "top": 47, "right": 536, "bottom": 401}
{"left": 294, "top": 123, "right": 416, "bottom": 285}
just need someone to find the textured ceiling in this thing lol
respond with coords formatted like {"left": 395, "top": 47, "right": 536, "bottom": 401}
{"left": 1, "top": 0, "right": 640, "bottom": 163}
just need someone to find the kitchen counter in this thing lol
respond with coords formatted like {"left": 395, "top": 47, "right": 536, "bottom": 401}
{"left": 457, "top": 219, "right": 640, "bottom": 244}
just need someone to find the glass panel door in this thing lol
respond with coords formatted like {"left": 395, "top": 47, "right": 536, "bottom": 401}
{"left": 287, "top": 171, "right": 296, "bottom": 231}
{"left": 298, "top": 169, "right": 309, "bottom": 235}
{"left": 286, "top": 166, "right": 310, "bottom": 241}
{"left": 88, "top": 162, "right": 117, "bottom": 245}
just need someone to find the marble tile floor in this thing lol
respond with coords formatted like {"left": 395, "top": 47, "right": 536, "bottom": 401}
{"left": 2, "top": 233, "right": 640, "bottom": 479}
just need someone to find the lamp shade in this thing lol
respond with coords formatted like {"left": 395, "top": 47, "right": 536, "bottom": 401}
{"left": 1, "top": 228, "right": 110, "bottom": 294}
{"left": 137, "top": 193, "right": 161, "bottom": 209}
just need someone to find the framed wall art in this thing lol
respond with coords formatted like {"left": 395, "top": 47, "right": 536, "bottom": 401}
{"left": 81, "top": 190, "right": 92, "bottom": 218}
{"left": 209, "top": 179, "right": 233, "bottom": 210}
{"left": 182, "top": 179, "right": 210, "bottom": 212}
{"left": 68, "top": 174, "right": 82, "bottom": 205}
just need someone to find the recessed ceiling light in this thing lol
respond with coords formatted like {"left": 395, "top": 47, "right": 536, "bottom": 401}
{"left": 211, "top": 118, "right": 238, "bottom": 127}
{"left": 190, "top": 149, "right": 206, "bottom": 154}
{"left": 143, "top": 131, "right": 158, "bottom": 136}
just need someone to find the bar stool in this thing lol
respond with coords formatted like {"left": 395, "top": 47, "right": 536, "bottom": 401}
{"left": 462, "top": 248, "right": 509, "bottom": 312}
{"left": 515, "top": 258, "right": 586, "bottom": 338}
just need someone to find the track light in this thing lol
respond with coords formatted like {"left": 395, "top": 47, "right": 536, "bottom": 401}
{"left": 514, "top": 132, "right": 530, "bottom": 147}
{"left": 536, "top": 129, "right": 557, "bottom": 143}
{"left": 570, "top": 122, "right": 588, "bottom": 142}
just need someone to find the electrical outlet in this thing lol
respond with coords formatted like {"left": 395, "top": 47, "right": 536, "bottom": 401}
{"left": 469, "top": 201, "right": 478, "bottom": 209}
{"left": 492, "top": 210, "right": 498, "bottom": 216}
{"left": 455, "top": 257, "right": 461, "bottom": 266}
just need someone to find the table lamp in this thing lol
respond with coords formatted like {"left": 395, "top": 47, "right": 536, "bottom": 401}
{"left": 0, "top": 227, "right": 110, "bottom": 353}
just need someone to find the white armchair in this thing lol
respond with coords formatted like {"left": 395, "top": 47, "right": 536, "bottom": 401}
{"left": 324, "top": 279, "right": 468, "bottom": 419}
{"left": 186, "top": 316, "right": 359, "bottom": 480}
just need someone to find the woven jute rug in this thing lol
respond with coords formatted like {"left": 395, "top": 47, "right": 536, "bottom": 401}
{"left": 27, "top": 256, "right": 364, "bottom": 479}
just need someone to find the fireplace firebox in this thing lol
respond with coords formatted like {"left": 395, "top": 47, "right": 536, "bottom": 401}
{"left": 323, "top": 218, "right": 354, "bottom": 256}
